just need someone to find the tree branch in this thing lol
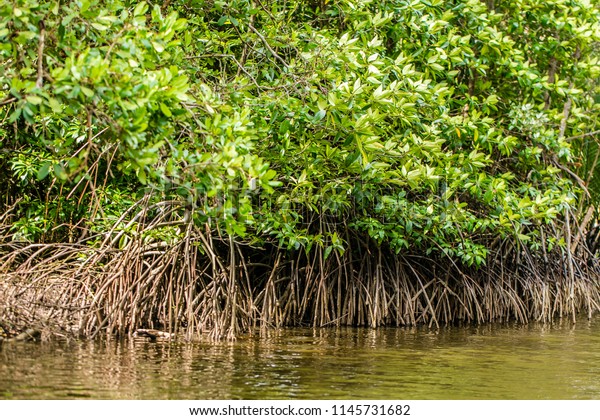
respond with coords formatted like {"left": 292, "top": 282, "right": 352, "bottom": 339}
{"left": 565, "top": 129, "right": 600, "bottom": 142}
{"left": 552, "top": 157, "right": 591, "bottom": 198}
{"left": 0, "top": 97, "right": 17, "bottom": 107}
{"left": 247, "top": 23, "right": 289, "bottom": 69}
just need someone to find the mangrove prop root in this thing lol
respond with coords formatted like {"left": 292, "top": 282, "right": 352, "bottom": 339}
{"left": 1, "top": 212, "right": 600, "bottom": 341}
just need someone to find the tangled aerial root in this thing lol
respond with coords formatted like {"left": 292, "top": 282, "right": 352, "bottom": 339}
{"left": 1, "top": 221, "right": 599, "bottom": 341}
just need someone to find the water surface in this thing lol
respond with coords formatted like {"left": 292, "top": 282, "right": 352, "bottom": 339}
{"left": 2, "top": 319, "right": 600, "bottom": 399}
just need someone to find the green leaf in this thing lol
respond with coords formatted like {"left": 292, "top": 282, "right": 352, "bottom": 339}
{"left": 159, "top": 102, "right": 172, "bottom": 117}
{"left": 152, "top": 41, "right": 164, "bottom": 53}
{"left": 80, "top": 86, "right": 94, "bottom": 98}
{"left": 80, "top": 0, "right": 90, "bottom": 13}
{"left": 25, "top": 96, "right": 43, "bottom": 105}
{"left": 37, "top": 162, "right": 52, "bottom": 180}
{"left": 134, "top": 2, "right": 149, "bottom": 16}
{"left": 53, "top": 164, "right": 67, "bottom": 181}
{"left": 91, "top": 23, "right": 109, "bottom": 31}
{"left": 8, "top": 109, "right": 21, "bottom": 123}
{"left": 48, "top": 97, "right": 62, "bottom": 113}
{"left": 324, "top": 245, "right": 333, "bottom": 260}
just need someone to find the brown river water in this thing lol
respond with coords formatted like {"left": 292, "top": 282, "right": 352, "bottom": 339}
{"left": 1, "top": 318, "right": 600, "bottom": 399}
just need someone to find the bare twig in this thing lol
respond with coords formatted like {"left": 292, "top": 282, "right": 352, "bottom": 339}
{"left": 566, "top": 130, "right": 600, "bottom": 142}
{"left": 0, "top": 97, "right": 17, "bottom": 107}
{"left": 552, "top": 158, "right": 591, "bottom": 198}
{"left": 571, "top": 205, "right": 595, "bottom": 254}
{"left": 247, "top": 23, "right": 289, "bottom": 69}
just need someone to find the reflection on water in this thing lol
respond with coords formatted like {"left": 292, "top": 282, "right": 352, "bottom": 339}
{"left": 2, "top": 319, "right": 600, "bottom": 399}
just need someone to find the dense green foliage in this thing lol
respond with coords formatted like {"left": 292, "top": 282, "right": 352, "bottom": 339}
{"left": 1, "top": 0, "right": 599, "bottom": 265}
